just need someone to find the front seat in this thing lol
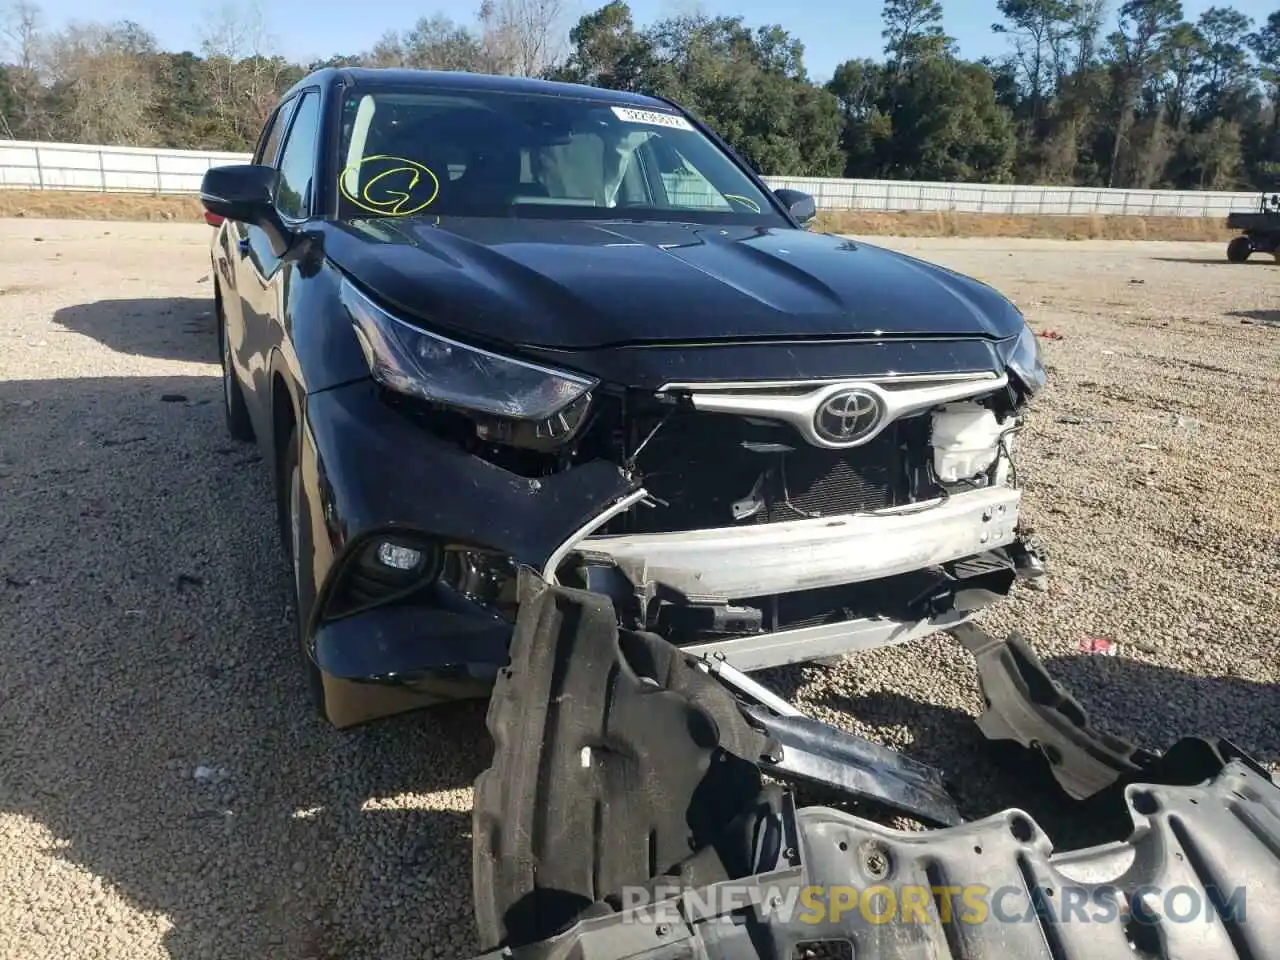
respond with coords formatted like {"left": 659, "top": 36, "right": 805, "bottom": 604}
{"left": 454, "top": 144, "right": 536, "bottom": 210}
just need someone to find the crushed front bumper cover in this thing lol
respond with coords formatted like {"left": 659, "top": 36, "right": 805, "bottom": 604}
{"left": 579, "top": 487, "right": 1022, "bottom": 601}
{"left": 553, "top": 486, "right": 1028, "bottom": 672}
{"left": 468, "top": 574, "right": 1280, "bottom": 960}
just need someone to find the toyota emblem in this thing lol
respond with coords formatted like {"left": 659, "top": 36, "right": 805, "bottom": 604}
{"left": 814, "top": 389, "right": 882, "bottom": 444}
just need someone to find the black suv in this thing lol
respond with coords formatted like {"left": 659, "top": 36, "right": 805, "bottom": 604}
{"left": 202, "top": 67, "right": 1047, "bottom": 729}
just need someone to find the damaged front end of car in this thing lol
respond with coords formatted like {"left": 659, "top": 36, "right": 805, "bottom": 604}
{"left": 467, "top": 574, "right": 1280, "bottom": 960}
{"left": 543, "top": 363, "right": 1047, "bottom": 672}
{"left": 316, "top": 278, "right": 1051, "bottom": 702}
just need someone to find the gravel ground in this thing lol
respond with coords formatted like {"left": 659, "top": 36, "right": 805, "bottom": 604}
{"left": 1, "top": 219, "right": 1277, "bottom": 960}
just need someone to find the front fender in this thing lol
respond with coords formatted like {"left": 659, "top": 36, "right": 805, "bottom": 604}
{"left": 284, "top": 253, "right": 373, "bottom": 396}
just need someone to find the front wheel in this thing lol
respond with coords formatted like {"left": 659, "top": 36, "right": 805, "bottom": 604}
{"left": 279, "top": 425, "right": 327, "bottom": 717}
{"left": 1227, "top": 235, "right": 1253, "bottom": 263}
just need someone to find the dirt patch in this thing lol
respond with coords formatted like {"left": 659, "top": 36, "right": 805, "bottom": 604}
{"left": 0, "top": 189, "right": 1245, "bottom": 242}
{"left": 0, "top": 190, "right": 204, "bottom": 222}
{"left": 1, "top": 220, "right": 1278, "bottom": 959}
{"left": 816, "top": 209, "right": 1237, "bottom": 242}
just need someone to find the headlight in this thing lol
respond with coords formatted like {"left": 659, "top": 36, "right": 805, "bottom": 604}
{"left": 340, "top": 278, "right": 597, "bottom": 421}
{"left": 1005, "top": 322, "right": 1046, "bottom": 395}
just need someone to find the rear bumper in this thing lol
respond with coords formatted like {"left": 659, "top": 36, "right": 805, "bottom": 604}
{"left": 576, "top": 486, "right": 1022, "bottom": 601}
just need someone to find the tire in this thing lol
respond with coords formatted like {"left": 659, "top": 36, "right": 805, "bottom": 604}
{"left": 1227, "top": 235, "right": 1253, "bottom": 263}
{"left": 217, "top": 291, "right": 256, "bottom": 442}
{"left": 279, "top": 425, "right": 328, "bottom": 717}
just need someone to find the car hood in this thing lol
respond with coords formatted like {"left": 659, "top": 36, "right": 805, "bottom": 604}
{"left": 319, "top": 217, "right": 1024, "bottom": 350}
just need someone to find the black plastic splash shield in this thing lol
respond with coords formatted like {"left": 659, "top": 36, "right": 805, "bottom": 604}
{"left": 472, "top": 757, "right": 1280, "bottom": 960}
{"left": 950, "top": 623, "right": 1257, "bottom": 804}
{"left": 471, "top": 573, "right": 975, "bottom": 950}
{"left": 471, "top": 571, "right": 782, "bottom": 951}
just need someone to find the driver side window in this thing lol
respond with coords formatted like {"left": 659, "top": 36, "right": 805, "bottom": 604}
{"left": 274, "top": 91, "right": 320, "bottom": 221}
{"left": 254, "top": 99, "right": 295, "bottom": 167}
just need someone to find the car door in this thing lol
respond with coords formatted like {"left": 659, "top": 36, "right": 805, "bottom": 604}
{"left": 234, "top": 89, "right": 322, "bottom": 432}
{"left": 223, "top": 97, "right": 295, "bottom": 431}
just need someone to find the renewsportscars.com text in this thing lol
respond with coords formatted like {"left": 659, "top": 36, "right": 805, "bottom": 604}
{"left": 617, "top": 882, "right": 1247, "bottom": 927}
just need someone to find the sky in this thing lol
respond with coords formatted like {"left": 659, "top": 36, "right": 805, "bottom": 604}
{"left": 20, "top": 0, "right": 1280, "bottom": 84}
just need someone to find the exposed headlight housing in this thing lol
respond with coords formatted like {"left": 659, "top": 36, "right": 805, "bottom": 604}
{"left": 340, "top": 278, "right": 598, "bottom": 422}
{"left": 1005, "top": 322, "right": 1046, "bottom": 395}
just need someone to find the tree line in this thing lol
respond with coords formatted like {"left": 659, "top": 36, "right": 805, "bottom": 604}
{"left": 3, "top": 0, "right": 1279, "bottom": 190}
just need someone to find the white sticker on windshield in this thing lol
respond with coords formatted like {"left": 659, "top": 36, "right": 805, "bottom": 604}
{"left": 611, "top": 106, "right": 694, "bottom": 130}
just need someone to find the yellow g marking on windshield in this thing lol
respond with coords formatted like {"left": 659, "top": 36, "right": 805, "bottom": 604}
{"left": 340, "top": 155, "right": 440, "bottom": 216}
{"left": 724, "top": 194, "right": 762, "bottom": 213}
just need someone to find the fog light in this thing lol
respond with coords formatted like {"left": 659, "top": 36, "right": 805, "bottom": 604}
{"left": 376, "top": 541, "right": 424, "bottom": 571}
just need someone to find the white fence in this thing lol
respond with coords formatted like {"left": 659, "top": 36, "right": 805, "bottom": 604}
{"left": 765, "top": 175, "right": 1260, "bottom": 219}
{"left": 0, "top": 138, "right": 1262, "bottom": 218}
{"left": 0, "top": 140, "right": 250, "bottom": 194}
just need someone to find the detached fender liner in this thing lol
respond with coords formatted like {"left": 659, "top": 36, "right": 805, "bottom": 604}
{"left": 472, "top": 571, "right": 784, "bottom": 951}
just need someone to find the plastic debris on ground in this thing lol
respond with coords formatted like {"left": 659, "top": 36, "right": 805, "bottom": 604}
{"left": 1078, "top": 636, "right": 1118, "bottom": 656}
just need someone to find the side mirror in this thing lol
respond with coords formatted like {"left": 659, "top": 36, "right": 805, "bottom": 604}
{"left": 773, "top": 188, "right": 817, "bottom": 227}
{"left": 201, "top": 164, "right": 292, "bottom": 256}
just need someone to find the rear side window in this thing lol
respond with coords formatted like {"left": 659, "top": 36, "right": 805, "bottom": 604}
{"left": 255, "top": 99, "right": 295, "bottom": 166}
{"left": 274, "top": 92, "right": 321, "bottom": 221}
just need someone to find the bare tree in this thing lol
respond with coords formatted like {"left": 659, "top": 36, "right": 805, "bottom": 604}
{"left": 476, "top": 0, "right": 520, "bottom": 74}
{"left": 0, "top": 0, "right": 41, "bottom": 69}
{"left": 43, "top": 20, "right": 159, "bottom": 145}
{"left": 491, "top": 0, "right": 572, "bottom": 76}
{"left": 198, "top": 0, "right": 275, "bottom": 63}
{"left": 1, "top": 0, "right": 50, "bottom": 138}
{"left": 198, "top": 0, "right": 289, "bottom": 145}
{"left": 366, "top": 29, "right": 409, "bottom": 68}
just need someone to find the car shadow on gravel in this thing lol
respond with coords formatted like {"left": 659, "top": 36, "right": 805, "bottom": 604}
{"left": 0, "top": 374, "right": 491, "bottom": 960}
{"left": 52, "top": 297, "right": 217, "bottom": 364}
{"left": 808, "top": 654, "right": 1278, "bottom": 851}
{"left": 1227, "top": 309, "right": 1280, "bottom": 327}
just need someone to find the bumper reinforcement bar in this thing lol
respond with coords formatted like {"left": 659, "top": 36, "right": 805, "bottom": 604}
{"left": 580, "top": 487, "right": 1022, "bottom": 601}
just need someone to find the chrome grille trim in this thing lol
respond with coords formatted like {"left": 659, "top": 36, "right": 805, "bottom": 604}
{"left": 654, "top": 372, "right": 1007, "bottom": 450}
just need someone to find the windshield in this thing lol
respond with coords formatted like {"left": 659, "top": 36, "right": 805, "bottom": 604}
{"left": 335, "top": 86, "right": 784, "bottom": 225}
